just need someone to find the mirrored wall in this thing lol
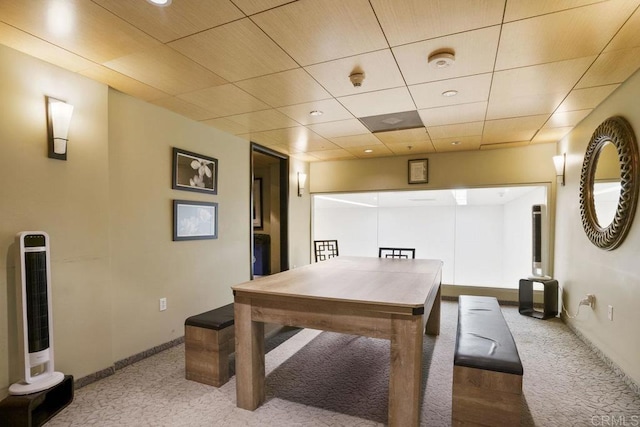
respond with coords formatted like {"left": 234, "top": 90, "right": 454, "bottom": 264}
{"left": 313, "top": 185, "right": 548, "bottom": 289}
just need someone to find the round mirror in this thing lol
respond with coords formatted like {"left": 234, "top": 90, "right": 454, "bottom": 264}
{"left": 579, "top": 116, "right": 639, "bottom": 250}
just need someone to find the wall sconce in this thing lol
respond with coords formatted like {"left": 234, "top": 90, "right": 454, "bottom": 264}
{"left": 297, "top": 172, "right": 307, "bottom": 197}
{"left": 46, "top": 96, "right": 74, "bottom": 160}
{"left": 553, "top": 153, "right": 566, "bottom": 186}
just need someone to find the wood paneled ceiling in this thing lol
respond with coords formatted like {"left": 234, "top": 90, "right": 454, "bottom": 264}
{"left": 2, "top": 0, "right": 640, "bottom": 161}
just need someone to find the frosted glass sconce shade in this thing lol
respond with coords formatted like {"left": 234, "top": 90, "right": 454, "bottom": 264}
{"left": 553, "top": 154, "right": 566, "bottom": 186}
{"left": 47, "top": 97, "right": 74, "bottom": 160}
{"left": 298, "top": 172, "right": 307, "bottom": 197}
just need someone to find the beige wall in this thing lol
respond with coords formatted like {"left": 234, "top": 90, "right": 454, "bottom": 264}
{"left": 555, "top": 69, "right": 640, "bottom": 386}
{"left": 0, "top": 45, "right": 314, "bottom": 397}
{"left": 107, "top": 91, "right": 251, "bottom": 361}
{"left": 0, "top": 45, "right": 112, "bottom": 395}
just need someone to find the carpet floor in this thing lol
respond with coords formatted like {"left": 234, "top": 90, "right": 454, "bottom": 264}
{"left": 47, "top": 301, "right": 640, "bottom": 426}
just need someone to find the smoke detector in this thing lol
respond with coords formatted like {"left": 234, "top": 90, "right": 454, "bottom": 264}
{"left": 349, "top": 72, "right": 365, "bottom": 87}
{"left": 428, "top": 51, "right": 455, "bottom": 69}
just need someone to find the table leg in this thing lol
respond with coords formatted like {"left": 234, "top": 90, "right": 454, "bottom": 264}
{"left": 389, "top": 314, "right": 423, "bottom": 427}
{"left": 425, "top": 284, "right": 441, "bottom": 335}
{"left": 234, "top": 296, "right": 265, "bottom": 410}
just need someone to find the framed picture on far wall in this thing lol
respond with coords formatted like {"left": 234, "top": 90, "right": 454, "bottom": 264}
{"left": 173, "top": 200, "right": 218, "bottom": 241}
{"left": 408, "top": 158, "right": 429, "bottom": 184}
{"left": 253, "top": 178, "right": 263, "bottom": 229}
{"left": 172, "top": 147, "right": 218, "bottom": 194}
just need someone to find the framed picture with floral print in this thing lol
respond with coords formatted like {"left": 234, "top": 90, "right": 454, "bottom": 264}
{"left": 173, "top": 200, "right": 218, "bottom": 241}
{"left": 172, "top": 147, "right": 218, "bottom": 194}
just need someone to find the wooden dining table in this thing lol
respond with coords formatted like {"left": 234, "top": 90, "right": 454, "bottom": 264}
{"left": 231, "top": 255, "right": 443, "bottom": 427}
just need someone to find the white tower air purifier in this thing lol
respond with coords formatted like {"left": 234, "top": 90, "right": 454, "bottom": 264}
{"left": 9, "top": 232, "right": 64, "bottom": 395}
{"left": 531, "top": 205, "right": 550, "bottom": 279}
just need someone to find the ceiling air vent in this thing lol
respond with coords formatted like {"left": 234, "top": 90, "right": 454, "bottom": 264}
{"left": 358, "top": 110, "right": 425, "bottom": 133}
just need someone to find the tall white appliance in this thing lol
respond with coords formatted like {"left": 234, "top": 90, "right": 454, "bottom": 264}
{"left": 9, "top": 232, "right": 64, "bottom": 395}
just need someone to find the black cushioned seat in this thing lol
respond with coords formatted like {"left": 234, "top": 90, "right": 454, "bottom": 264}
{"left": 185, "top": 303, "right": 234, "bottom": 331}
{"left": 454, "top": 295, "right": 523, "bottom": 376}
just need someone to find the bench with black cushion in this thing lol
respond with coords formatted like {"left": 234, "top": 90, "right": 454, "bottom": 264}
{"left": 185, "top": 303, "right": 235, "bottom": 387}
{"left": 452, "top": 295, "right": 523, "bottom": 426}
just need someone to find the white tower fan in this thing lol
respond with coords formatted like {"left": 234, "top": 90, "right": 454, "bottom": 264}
{"left": 9, "top": 231, "right": 64, "bottom": 395}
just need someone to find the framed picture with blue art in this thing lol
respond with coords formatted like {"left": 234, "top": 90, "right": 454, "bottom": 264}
{"left": 173, "top": 200, "right": 218, "bottom": 241}
{"left": 172, "top": 147, "right": 218, "bottom": 194}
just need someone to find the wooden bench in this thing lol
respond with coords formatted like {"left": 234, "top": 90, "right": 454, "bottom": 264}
{"left": 452, "top": 295, "right": 523, "bottom": 426}
{"left": 185, "top": 303, "right": 235, "bottom": 387}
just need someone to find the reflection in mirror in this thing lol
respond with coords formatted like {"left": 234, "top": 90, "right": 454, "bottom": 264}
{"left": 593, "top": 142, "right": 621, "bottom": 227}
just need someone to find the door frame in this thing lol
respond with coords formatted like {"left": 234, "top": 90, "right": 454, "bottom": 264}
{"left": 251, "top": 143, "right": 289, "bottom": 277}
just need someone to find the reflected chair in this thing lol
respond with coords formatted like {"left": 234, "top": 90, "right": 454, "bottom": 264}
{"left": 378, "top": 247, "right": 416, "bottom": 259}
{"left": 314, "top": 240, "right": 339, "bottom": 262}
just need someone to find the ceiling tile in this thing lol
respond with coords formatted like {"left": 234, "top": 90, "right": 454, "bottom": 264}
{"left": 307, "top": 119, "right": 371, "bottom": 139}
{"left": 91, "top": 0, "right": 244, "bottom": 42}
{"left": 245, "top": 126, "right": 331, "bottom": 150}
{"left": 236, "top": 68, "right": 332, "bottom": 108}
{"left": 544, "top": 110, "right": 592, "bottom": 128}
{"left": 385, "top": 141, "right": 436, "bottom": 155}
{"left": 104, "top": 45, "right": 227, "bottom": 95}
{"left": 409, "top": 74, "right": 492, "bottom": 110}
{"left": 491, "top": 57, "right": 595, "bottom": 99}
{"left": 330, "top": 133, "right": 383, "bottom": 148}
{"left": 431, "top": 136, "right": 482, "bottom": 152}
{"left": 252, "top": 0, "right": 388, "bottom": 65}
{"left": 504, "top": 0, "right": 605, "bottom": 22}
{"left": 605, "top": 5, "right": 640, "bottom": 52}
{"left": 418, "top": 102, "right": 488, "bottom": 127}
{"left": 487, "top": 94, "right": 567, "bottom": 120}
{"left": 482, "top": 115, "right": 549, "bottom": 144}
{"left": 178, "top": 84, "right": 270, "bottom": 117}
{"left": 306, "top": 149, "right": 357, "bottom": 161}
{"left": 427, "top": 121, "right": 484, "bottom": 140}
{"left": 150, "top": 96, "right": 216, "bottom": 121}
{"left": 480, "top": 141, "right": 530, "bottom": 150}
{"left": 79, "top": 64, "right": 168, "bottom": 101}
{"left": 374, "top": 128, "right": 431, "bottom": 145}
{"left": 346, "top": 145, "right": 395, "bottom": 158}
{"left": 225, "top": 109, "right": 300, "bottom": 132}
{"left": 168, "top": 18, "right": 297, "bottom": 82}
{"left": 532, "top": 127, "right": 573, "bottom": 144}
{"left": 232, "top": 0, "right": 293, "bottom": 15}
{"left": 278, "top": 99, "right": 354, "bottom": 125}
{"left": 393, "top": 26, "right": 500, "bottom": 86}
{"left": 0, "top": 22, "right": 95, "bottom": 72}
{"left": 556, "top": 85, "right": 620, "bottom": 112}
{"left": 576, "top": 47, "right": 640, "bottom": 88}
{"left": 338, "top": 87, "right": 416, "bottom": 117}
{"left": 0, "top": 0, "right": 158, "bottom": 63}
{"left": 371, "top": 0, "right": 505, "bottom": 47}
{"left": 304, "top": 49, "right": 405, "bottom": 98}
{"left": 496, "top": 1, "right": 636, "bottom": 70}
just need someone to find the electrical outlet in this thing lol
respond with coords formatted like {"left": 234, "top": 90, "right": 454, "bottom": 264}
{"left": 159, "top": 298, "right": 167, "bottom": 311}
{"left": 608, "top": 305, "right": 613, "bottom": 321}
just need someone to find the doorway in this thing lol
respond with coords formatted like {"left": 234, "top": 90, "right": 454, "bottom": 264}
{"left": 251, "top": 143, "right": 289, "bottom": 277}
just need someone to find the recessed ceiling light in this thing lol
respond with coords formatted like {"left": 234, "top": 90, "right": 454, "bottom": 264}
{"left": 147, "top": 0, "right": 172, "bottom": 6}
{"left": 364, "top": 149, "right": 373, "bottom": 153}
{"left": 428, "top": 51, "right": 455, "bottom": 69}
{"left": 309, "top": 110, "right": 323, "bottom": 116}
{"left": 451, "top": 141, "right": 461, "bottom": 145}
{"left": 442, "top": 90, "right": 458, "bottom": 97}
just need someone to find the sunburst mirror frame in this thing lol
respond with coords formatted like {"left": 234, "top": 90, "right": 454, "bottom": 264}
{"left": 579, "top": 116, "right": 640, "bottom": 250}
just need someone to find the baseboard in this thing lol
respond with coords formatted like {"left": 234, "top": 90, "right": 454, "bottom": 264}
{"left": 563, "top": 320, "right": 640, "bottom": 397}
{"left": 74, "top": 323, "right": 287, "bottom": 391}
{"left": 75, "top": 336, "right": 185, "bottom": 390}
